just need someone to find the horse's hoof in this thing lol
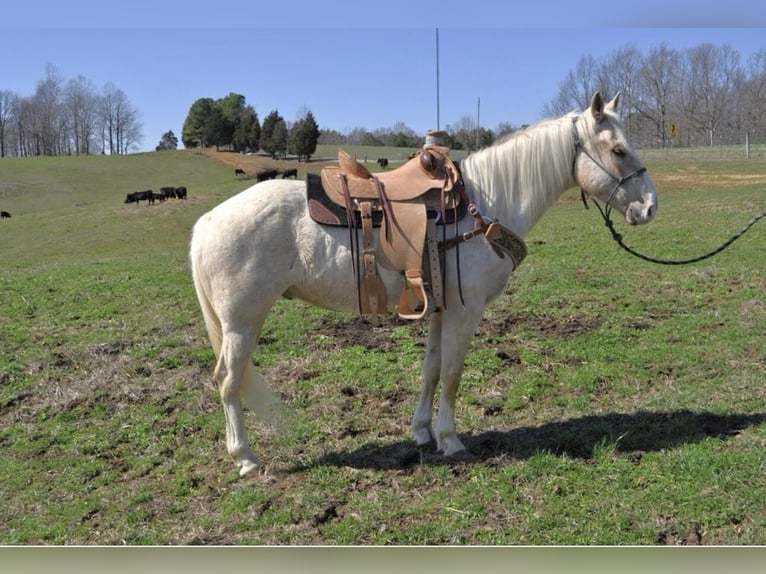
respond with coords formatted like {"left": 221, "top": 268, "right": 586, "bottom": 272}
{"left": 238, "top": 459, "right": 261, "bottom": 477}
{"left": 438, "top": 435, "right": 467, "bottom": 458}
{"left": 413, "top": 425, "right": 435, "bottom": 447}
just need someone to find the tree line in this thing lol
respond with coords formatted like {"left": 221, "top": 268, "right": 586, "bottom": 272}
{"left": 544, "top": 42, "right": 766, "bottom": 149}
{"left": 6, "top": 41, "right": 765, "bottom": 159}
{"left": 181, "top": 94, "right": 320, "bottom": 161}
{"left": 0, "top": 64, "right": 142, "bottom": 157}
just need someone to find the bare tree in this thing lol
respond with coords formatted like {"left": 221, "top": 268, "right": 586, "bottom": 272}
{"left": 0, "top": 90, "right": 18, "bottom": 158}
{"left": 741, "top": 48, "right": 766, "bottom": 139}
{"left": 680, "top": 43, "right": 741, "bottom": 146}
{"left": 634, "top": 43, "right": 679, "bottom": 148}
{"left": 100, "top": 82, "right": 142, "bottom": 154}
{"left": 600, "top": 45, "right": 644, "bottom": 138}
{"left": 64, "top": 75, "right": 100, "bottom": 155}
{"left": 543, "top": 55, "right": 600, "bottom": 117}
{"left": 32, "top": 64, "right": 67, "bottom": 155}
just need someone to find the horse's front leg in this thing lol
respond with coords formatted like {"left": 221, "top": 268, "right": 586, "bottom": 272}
{"left": 411, "top": 312, "right": 442, "bottom": 447}
{"left": 434, "top": 306, "right": 485, "bottom": 457}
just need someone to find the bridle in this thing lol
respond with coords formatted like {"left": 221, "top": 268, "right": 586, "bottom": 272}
{"left": 571, "top": 116, "right": 764, "bottom": 266}
{"left": 571, "top": 117, "right": 647, "bottom": 223}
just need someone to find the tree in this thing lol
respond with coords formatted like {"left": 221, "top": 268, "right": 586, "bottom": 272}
{"left": 0, "top": 89, "right": 17, "bottom": 158}
{"left": 100, "top": 82, "right": 142, "bottom": 154}
{"left": 234, "top": 105, "right": 260, "bottom": 152}
{"left": 288, "top": 109, "right": 319, "bottom": 161}
{"left": 680, "top": 43, "right": 741, "bottom": 146}
{"left": 64, "top": 75, "right": 99, "bottom": 155}
{"left": 214, "top": 92, "right": 246, "bottom": 149}
{"left": 543, "top": 55, "right": 600, "bottom": 117}
{"left": 635, "top": 43, "right": 680, "bottom": 148}
{"left": 155, "top": 130, "right": 178, "bottom": 151}
{"left": 260, "top": 110, "right": 285, "bottom": 156}
{"left": 33, "top": 64, "right": 66, "bottom": 155}
{"left": 182, "top": 97, "right": 217, "bottom": 148}
{"left": 272, "top": 119, "right": 288, "bottom": 157}
{"left": 494, "top": 121, "right": 517, "bottom": 140}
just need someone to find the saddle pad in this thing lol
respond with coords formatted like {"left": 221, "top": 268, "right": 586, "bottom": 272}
{"left": 306, "top": 173, "right": 466, "bottom": 228}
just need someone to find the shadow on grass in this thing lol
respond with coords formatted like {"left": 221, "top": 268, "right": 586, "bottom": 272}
{"left": 301, "top": 409, "right": 766, "bottom": 472}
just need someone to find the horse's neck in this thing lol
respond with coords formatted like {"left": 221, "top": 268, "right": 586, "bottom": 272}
{"left": 461, "top": 116, "right": 578, "bottom": 238}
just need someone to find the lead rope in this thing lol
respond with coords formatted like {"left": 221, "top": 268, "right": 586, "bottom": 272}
{"left": 589, "top": 196, "right": 765, "bottom": 265}
{"left": 573, "top": 118, "right": 765, "bottom": 265}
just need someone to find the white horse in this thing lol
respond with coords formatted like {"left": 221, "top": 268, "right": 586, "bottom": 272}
{"left": 190, "top": 92, "right": 657, "bottom": 476}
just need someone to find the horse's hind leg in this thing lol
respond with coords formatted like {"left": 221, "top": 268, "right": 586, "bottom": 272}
{"left": 412, "top": 312, "right": 442, "bottom": 447}
{"left": 215, "top": 328, "right": 261, "bottom": 475}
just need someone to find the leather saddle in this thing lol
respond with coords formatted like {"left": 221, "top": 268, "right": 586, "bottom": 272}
{"left": 313, "top": 147, "right": 463, "bottom": 321}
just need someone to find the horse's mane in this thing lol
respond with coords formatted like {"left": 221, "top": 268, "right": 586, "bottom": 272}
{"left": 460, "top": 112, "right": 580, "bottom": 236}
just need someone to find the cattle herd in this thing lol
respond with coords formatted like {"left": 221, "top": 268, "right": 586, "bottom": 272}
{"left": 235, "top": 167, "right": 298, "bottom": 182}
{"left": 124, "top": 186, "right": 188, "bottom": 206}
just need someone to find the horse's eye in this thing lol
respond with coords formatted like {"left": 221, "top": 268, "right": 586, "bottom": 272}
{"left": 613, "top": 146, "right": 625, "bottom": 157}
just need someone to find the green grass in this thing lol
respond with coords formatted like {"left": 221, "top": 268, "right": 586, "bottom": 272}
{"left": 0, "top": 148, "right": 764, "bottom": 545}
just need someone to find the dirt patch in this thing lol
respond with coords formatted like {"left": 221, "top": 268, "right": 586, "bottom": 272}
{"left": 192, "top": 148, "right": 334, "bottom": 180}
{"left": 305, "top": 311, "right": 600, "bottom": 354}
{"left": 478, "top": 311, "right": 603, "bottom": 339}
{"left": 310, "top": 315, "right": 426, "bottom": 351}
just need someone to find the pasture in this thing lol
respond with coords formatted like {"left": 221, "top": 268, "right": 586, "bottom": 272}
{"left": 0, "top": 148, "right": 764, "bottom": 544}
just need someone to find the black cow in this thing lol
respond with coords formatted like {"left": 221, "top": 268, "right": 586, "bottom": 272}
{"left": 1, "top": 210, "right": 11, "bottom": 219}
{"left": 175, "top": 186, "right": 188, "bottom": 199}
{"left": 256, "top": 169, "right": 279, "bottom": 182}
{"left": 282, "top": 168, "right": 298, "bottom": 179}
{"left": 160, "top": 186, "right": 177, "bottom": 200}
{"left": 235, "top": 168, "right": 246, "bottom": 176}
{"left": 377, "top": 158, "right": 389, "bottom": 169}
{"left": 124, "top": 190, "right": 153, "bottom": 205}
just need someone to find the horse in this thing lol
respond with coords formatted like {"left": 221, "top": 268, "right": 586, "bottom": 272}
{"left": 235, "top": 168, "right": 246, "bottom": 176}
{"left": 282, "top": 168, "right": 298, "bottom": 179}
{"left": 189, "top": 92, "right": 658, "bottom": 477}
{"left": 1, "top": 210, "right": 10, "bottom": 219}
{"left": 377, "top": 157, "right": 389, "bottom": 169}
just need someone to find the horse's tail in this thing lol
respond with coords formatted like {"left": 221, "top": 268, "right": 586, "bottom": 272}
{"left": 189, "top": 221, "right": 283, "bottom": 425}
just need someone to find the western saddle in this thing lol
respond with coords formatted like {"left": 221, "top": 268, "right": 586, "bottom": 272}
{"left": 309, "top": 145, "right": 527, "bottom": 322}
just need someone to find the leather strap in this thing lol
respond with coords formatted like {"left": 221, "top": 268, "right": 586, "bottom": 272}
{"left": 361, "top": 201, "right": 382, "bottom": 324}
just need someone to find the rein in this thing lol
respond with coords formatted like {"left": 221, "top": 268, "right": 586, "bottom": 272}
{"left": 572, "top": 118, "right": 765, "bottom": 266}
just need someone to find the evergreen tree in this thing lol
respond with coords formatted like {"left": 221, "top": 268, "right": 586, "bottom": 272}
{"left": 155, "top": 130, "right": 178, "bottom": 151}
{"left": 288, "top": 110, "right": 320, "bottom": 161}
{"left": 272, "top": 119, "right": 288, "bottom": 157}
{"left": 214, "top": 93, "right": 246, "bottom": 149}
{"left": 234, "top": 105, "right": 260, "bottom": 152}
{"left": 260, "top": 110, "right": 284, "bottom": 156}
{"left": 182, "top": 97, "right": 216, "bottom": 148}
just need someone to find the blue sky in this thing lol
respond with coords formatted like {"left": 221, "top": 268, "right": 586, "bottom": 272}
{"left": 3, "top": 2, "right": 766, "bottom": 152}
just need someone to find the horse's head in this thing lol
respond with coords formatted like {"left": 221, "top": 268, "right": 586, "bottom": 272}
{"left": 574, "top": 92, "right": 657, "bottom": 226}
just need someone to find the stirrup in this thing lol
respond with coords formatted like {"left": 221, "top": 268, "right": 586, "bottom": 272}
{"left": 395, "top": 269, "right": 432, "bottom": 320}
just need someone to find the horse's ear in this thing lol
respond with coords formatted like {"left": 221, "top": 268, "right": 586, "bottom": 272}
{"left": 606, "top": 92, "right": 621, "bottom": 113}
{"left": 590, "top": 91, "right": 605, "bottom": 122}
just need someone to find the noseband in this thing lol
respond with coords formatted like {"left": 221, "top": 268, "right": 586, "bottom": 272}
{"left": 571, "top": 118, "right": 646, "bottom": 221}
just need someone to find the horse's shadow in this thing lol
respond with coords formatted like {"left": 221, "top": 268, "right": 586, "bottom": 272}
{"left": 302, "top": 409, "right": 766, "bottom": 472}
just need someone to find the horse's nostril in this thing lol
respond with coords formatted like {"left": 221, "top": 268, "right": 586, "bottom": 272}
{"left": 646, "top": 205, "right": 655, "bottom": 219}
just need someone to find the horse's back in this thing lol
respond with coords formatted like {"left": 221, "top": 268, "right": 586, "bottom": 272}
{"left": 190, "top": 180, "right": 308, "bottom": 299}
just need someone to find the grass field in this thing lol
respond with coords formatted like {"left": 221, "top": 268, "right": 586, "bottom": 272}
{"left": 0, "top": 147, "right": 764, "bottom": 545}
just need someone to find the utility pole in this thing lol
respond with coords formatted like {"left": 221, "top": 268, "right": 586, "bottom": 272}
{"left": 436, "top": 28, "right": 440, "bottom": 131}
{"left": 476, "top": 96, "right": 481, "bottom": 151}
